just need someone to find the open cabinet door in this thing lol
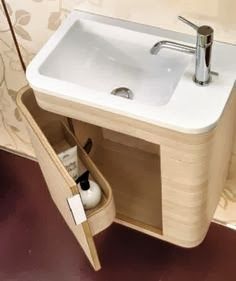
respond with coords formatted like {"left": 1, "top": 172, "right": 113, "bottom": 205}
{"left": 16, "top": 86, "right": 102, "bottom": 271}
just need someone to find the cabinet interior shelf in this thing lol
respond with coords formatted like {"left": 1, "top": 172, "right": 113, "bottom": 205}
{"left": 74, "top": 122, "right": 163, "bottom": 235}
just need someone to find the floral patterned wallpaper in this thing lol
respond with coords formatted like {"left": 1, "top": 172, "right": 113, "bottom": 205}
{"left": 0, "top": 1, "right": 34, "bottom": 158}
{"left": 0, "top": 0, "right": 104, "bottom": 158}
{"left": 1, "top": 0, "right": 236, "bottom": 227}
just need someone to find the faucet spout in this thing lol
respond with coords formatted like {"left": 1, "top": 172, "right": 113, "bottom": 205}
{"left": 150, "top": 40, "right": 196, "bottom": 55}
{"left": 150, "top": 16, "right": 214, "bottom": 86}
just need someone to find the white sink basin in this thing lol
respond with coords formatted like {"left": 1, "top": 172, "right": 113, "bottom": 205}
{"left": 27, "top": 10, "right": 236, "bottom": 134}
{"left": 39, "top": 20, "right": 190, "bottom": 106}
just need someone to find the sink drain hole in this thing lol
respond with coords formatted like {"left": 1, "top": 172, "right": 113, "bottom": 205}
{"left": 111, "top": 87, "right": 133, "bottom": 99}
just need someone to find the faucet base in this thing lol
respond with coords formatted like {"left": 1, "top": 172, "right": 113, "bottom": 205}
{"left": 193, "top": 75, "right": 212, "bottom": 86}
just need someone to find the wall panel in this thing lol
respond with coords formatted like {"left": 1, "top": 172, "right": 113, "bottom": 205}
{"left": 0, "top": 1, "right": 34, "bottom": 157}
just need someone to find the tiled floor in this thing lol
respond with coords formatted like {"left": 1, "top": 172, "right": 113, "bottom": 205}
{"left": 0, "top": 150, "right": 236, "bottom": 281}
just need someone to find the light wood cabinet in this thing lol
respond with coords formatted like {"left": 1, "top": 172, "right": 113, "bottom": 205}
{"left": 17, "top": 86, "right": 236, "bottom": 271}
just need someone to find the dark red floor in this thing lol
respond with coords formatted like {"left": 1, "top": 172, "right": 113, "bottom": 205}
{"left": 0, "top": 149, "right": 236, "bottom": 281}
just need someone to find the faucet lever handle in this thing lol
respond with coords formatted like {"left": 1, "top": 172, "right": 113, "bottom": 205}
{"left": 178, "top": 16, "right": 199, "bottom": 31}
{"left": 178, "top": 15, "right": 214, "bottom": 48}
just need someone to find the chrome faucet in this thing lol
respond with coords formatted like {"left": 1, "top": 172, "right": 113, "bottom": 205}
{"left": 150, "top": 16, "right": 214, "bottom": 86}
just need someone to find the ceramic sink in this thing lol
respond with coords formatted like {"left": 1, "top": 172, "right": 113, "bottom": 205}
{"left": 38, "top": 20, "right": 190, "bottom": 107}
{"left": 26, "top": 10, "right": 236, "bottom": 134}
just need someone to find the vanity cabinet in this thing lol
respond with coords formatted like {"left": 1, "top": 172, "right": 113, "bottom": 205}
{"left": 17, "top": 86, "right": 236, "bottom": 271}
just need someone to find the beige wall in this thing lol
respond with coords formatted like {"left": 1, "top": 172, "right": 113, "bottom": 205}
{"left": 1, "top": 0, "right": 236, "bottom": 158}
{"left": 75, "top": 0, "right": 236, "bottom": 44}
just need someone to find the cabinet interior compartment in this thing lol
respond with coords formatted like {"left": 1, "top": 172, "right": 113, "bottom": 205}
{"left": 20, "top": 91, "right": 115, "bottom": 235}
{"left": 73, "top": 120, "right": 163, "bottom": 235}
